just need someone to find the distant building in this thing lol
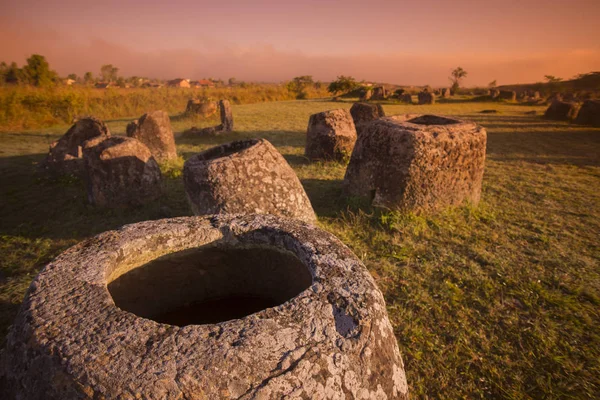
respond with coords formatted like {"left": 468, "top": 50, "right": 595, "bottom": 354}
{"left": 95, "top": 82, "right": 112, "bottom": 89}
{"left": 167, "top": 78, "right": 191, "bottom": 88}
{"left": 190, "top": 79, "right": 215, "bottom": 88}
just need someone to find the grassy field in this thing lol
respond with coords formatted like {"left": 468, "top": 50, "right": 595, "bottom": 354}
{"left": 0, "top": 84, "right": 329, "bottom": 131}
{"left": 1, "top": 99, "right": 599, "bottom": 398}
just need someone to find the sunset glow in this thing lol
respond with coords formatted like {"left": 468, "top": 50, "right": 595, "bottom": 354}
{"left": 2, "top": 0, "right": 600, "bottom": 85}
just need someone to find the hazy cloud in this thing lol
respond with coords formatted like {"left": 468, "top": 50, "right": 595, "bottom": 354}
{"left": 1, "top": 17, "right": 599, "bottom": 85}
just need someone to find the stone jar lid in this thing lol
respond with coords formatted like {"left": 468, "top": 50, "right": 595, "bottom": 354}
{"left": 1, "top": 215, "right": 408, "bottom": 400}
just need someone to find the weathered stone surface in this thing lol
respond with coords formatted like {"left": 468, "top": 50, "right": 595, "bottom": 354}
{"left": 0, "top": 215, "right": 410, "bottom": 400}
{"left": 350, "top": 102, "right": 385, "bottom": 136}
{"left": 441, "top": 88, "right": 451, "bottom": 98}
{"left": 126, "top": 110, "right": 177, "bottom": 162}
{"left": 574, "top": 99, "right": 600, "bottom": 127}
{"left": 544, "top": 100, "right": 581, "bottom": 121}
{"left": 372, "top": 86, "right": 387, "bottom": 100}
{"left": 83, "top": 136, "right": 161, "bottom": 207}
{"left": 417, "top": 91, "right": 435, "bottom": 104}
{"left": 359, "top": 88, "right": 372, "bottom": 101}
{"left": 344, "top": 114, "right": 487, "bottom": 213}
{"left": 393, "top": 88, "right": 405, "bottom": 98}
{"left": 218, "top": 99, "right": 234, "bottom": 132}
{"left": 305, "top": 109, "right": 357, "bottom": 161}
{"left": 545, "top": 93, "right": 563, "bottom": 104}
{"left": 498, "top": 90, "right": 516, "bottom": 101}
{"left": 185, "top": 99, "right": 217, "bottom": 116}
{"left": 185, "top": 99, "right": 234, "bottom": 136}
{"left": 41, "top": 117, "right": 110, "bottom": 174}
{"left": 399, "top": 93, "right": 413, "bottom": 104}
{"left": 184, "top": 139, "right": 316, "bottom": 223}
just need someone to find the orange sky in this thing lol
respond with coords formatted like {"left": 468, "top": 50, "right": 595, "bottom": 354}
{"left": 2, "top": 0, "right": 600, "bottom": 85}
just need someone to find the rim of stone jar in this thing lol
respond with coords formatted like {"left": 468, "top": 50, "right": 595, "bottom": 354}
{"left": 188, "top": 138, "right": 265, "bottom": 164}
{"left": 32, "top": 214, "right": 371, "bottom": 332}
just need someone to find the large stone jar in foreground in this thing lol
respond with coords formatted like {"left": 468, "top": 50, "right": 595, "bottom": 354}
{"left": 184, "top": 139, "right": 316, "bottom": 223}
{"left": 344, "top": 114, "right": 487, "bottom": 213}
{"left": 0, "top": 215, "right": 409, "bottom": 399}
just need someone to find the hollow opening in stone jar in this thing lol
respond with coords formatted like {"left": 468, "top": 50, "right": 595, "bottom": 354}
{"left": 196, "top": 139, "right": 259, "bottom": 162}
{"left": 107, "top": 244, "right": 312, "bottom": 326}
{"left": 408, "top": 115, "right": 459, "bottom": 125}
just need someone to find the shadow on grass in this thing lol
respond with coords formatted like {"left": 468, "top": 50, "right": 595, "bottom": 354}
{"left": 283, "top": 154, "right": 310, "bottom": 167}
{"left": 0, "top": 153, "right": 191, "bottom": 241}
{"left": 487, "top": 129, "right": 600, "bottom": 167}
{"left": 175, "top": 129, "right": 305, "bottom": 153}
{"left": 301, "top": 178, "right": 345, "bottom": 217}
{"left": 0, "top": 298, "right": 22, "bottom": 345}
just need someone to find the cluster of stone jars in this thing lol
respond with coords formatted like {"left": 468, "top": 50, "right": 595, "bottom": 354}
{"left": 1, "top": 99, "right": 489, "bottom": 399}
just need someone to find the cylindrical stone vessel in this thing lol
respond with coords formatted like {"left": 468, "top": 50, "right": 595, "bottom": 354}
{"left": 184, "top": 139, "right": 316, "bottom": 223}
{"left": 305, "top": 109, "right": 357, "bottom": 161}
{"left": 344, "top": 114, "right": 487, "bottom": 213}
{"left": 83, "top": 136, "right": 162, "bottom": 207}
{"left": 0, "top": 215, "right": 409, "bottom": 400}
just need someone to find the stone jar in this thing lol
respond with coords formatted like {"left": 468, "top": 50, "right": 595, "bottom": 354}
{"left": 344, "top": 114, "right": 487, "bottom": 213}
{"left": 574, "top": 99, "right": 600, "bottom": 127}
{"left": 184, "top": 139, "right": 316, "bottom": 223}
{"left": 305, "top": 109, "right": 357, "bottom": 161}
{"left": 417, "top": 92, "right": 435, "bottom": 105}
{"left": 41, "top": 117, "right": 111, "bottom": 175}
{"left": 0, "top": 214, "right": 409, "bottom": 399}
{"left": 544, "top": 100, "right": 581, "bottom": 121}
{"left": 83, "top": 136, "right": 162, "bottom": 207}
{"left": 350, "top": 102, "right": 385, "bottom": 136}
{"left": 126, "top": 110, "right": 178, "bottom": 162}
{"left": 185, "top": 99, "right": 217, "bottom": 116}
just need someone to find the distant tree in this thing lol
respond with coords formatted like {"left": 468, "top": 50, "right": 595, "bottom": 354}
{"left": 128, "top": 76, "right": 141, "bottom": 87}
{"left": 23, "top": 54, "right": 56, "bottom": 87}
{"left": 116, "top": 77, "right": 126, "bottom": 88}
{"left": 100, "top": 64, "right": 119, "bottom": 83}
{"left": 449, "top": 67, "right": 468, "bottom": 92}
{"left": 67, "top": 73, "right": 78, "bottom": 81}
{"left": 0, "top": 62, "right": 8, "bottom": 83}
{"left": 544, "top": 75, "right": 563, "bottom": 92}
{"left": 4, "top": 62, "right": 25, "bottom": 84}
{"left": 228, "top": 77, "right": 237, "bottom": 85}
{"left": 83, "top": 72, "right": 94, "bottom": 84}
{"left": 286, "top": 75, "right": 314, "bottom": 99}
{"left": 488, "top": 80, "right": 497, "bottom": 88}
{"left": 314, "top": 81, "right": 323, "bottom": 89}
{"left": 327, "top": 75, "right": 358, "bottom": 95}
{"left": 544, "top": 75, "right": 563, "bottom": 83}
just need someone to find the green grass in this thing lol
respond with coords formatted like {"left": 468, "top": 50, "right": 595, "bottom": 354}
{"left": 1, "top": 99, "right": 599, "bottom": 398}
{"left": 0, "top": 84, "right": 330, "bottom": 131}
